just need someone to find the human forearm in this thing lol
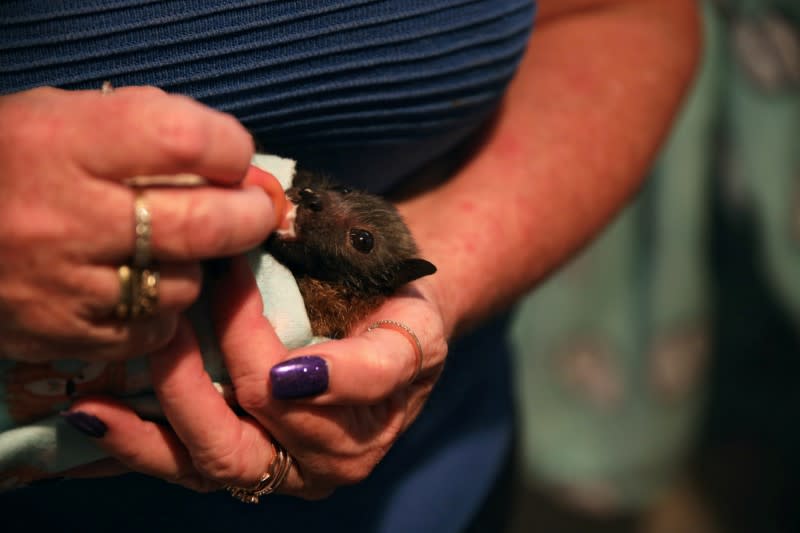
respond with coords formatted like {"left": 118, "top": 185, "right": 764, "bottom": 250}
{"left": 399, "top": 0, "right": 701, "bottom": 338}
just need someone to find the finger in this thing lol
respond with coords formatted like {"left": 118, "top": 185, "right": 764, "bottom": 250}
{"left": 4, "top": 308, "right": 180, "bottom": 363}
{"left": 65, "top": 86, "right": 254, "bottom": 184}
{"left": 64, "top": 398, "right": 306, "bottom": 496}
{"left": 211, "top": 254, "right": 288, "bottom": 412}
{"left": 63, "top": 398, "right": 219, "bottom": 492}
{"left": 243, "top": 165, "right": 289, "bottom": 229}
{"left": 62, "top": 311, "right": 187, "bottom": 362}
{"left": 147, "top": 317, "right": 277, "bottom": 487}
{"left": 90, "top": 183, "right": 278, "bottom": 262}
{"left": 84, "top": 262, "right": 202, "bottom": 319}
{"left": 268, "top": 332, "right": 411, "bottom": 405}
{"left": 61, "top": 458, "right": 130, "bottom": 479}
{"left": 270, "top": 304, "right": 445, "bottom": 405}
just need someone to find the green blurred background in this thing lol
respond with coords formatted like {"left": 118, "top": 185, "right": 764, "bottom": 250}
{"left": 507, "top": 1, "right": 800, "bottom": 531}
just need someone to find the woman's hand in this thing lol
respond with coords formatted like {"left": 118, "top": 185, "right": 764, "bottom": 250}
{"left": 63, "top": 255, "right": 447, "bottom": 497}
{"left": 53, "top": 0, "right": 701, "bottom": 494}
{"left": 0, "top": 86, "right": 280, "bottom": 363}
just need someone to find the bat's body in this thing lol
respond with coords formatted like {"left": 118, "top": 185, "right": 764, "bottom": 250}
{"left": 264, "top": 169, "right": 436, "bottom": 338}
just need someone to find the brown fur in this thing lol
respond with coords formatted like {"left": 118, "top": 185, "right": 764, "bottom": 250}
{"left": 265, "top": 169, "right": 436, "bottom": 337}
{"left": 298, "top": 278, "right": 386, "bottom": 339}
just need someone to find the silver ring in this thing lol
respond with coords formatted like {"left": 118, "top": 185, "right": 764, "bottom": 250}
{"left": 225, "top": 439, "right": 293, "bottom": 504}
{"left": 368, "top": 320, "right": 424, "bottom": 384}
{"left": 133, "top": 192, "right": 152, "bottom": 268}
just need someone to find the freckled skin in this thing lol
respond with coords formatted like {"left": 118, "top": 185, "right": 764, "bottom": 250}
{"left": 264, "top": 169, "right": 436, "bottom": 338}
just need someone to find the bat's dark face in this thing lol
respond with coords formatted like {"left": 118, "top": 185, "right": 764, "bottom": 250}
{"left": 265, "top": 170, "right": 436, "bottom": 295}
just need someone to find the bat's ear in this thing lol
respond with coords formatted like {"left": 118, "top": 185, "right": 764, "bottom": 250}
{"left": 395, "top": 258, "right": 437, "bottom": 287}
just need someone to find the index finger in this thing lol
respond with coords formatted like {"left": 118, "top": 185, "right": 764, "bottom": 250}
{"left": 66, "top": 86, "right": 254, "bottom": 184}
{"left": 90, "top": 166, "right": 285, "bottom": 262}
{"left": 146, "top": 318, "right": 274, "bottom": 486}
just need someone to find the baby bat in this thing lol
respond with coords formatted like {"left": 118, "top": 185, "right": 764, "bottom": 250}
{"left": 264, "top": 169, "right": 437, "bottom": 339}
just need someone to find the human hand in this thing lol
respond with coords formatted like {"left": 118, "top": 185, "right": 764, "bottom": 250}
{"left": 61, "top": 254, "right": 447, "bottom": 497}
{"left": 0, "top": 86, "right": 281, "bottom": 363}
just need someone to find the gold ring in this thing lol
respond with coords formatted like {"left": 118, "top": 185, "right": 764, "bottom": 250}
{"left": 368, "top": 320, "right": 424, "bottom": 384}
{"left": 100, "top": 81, "right": 114, "bottom": 95}
{"left": 225, "top": 439, "right": 293, "bottom": 504}
{"left": 133, "top": 192, "right": 152, "bottom": 268}
{"left": 114, "top": 265, "right": 133, "bottom": 320}
{"left": 130, "top": 267, "right": 159, "bottom": 319}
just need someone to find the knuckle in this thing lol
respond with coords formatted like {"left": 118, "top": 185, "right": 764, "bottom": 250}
{"left": 164, "top": 266, "right": 203, "bottom": 311}
{"left": 0, "top": 89, "right": 68, "bottom": 161}
{"left": 429, "top": 327, "right": 448, "bottom": 357}
{"left": 188, "top": 425, "right": 261, "bottom": 483}
{"left": 358, "top": 356, "right": 398, "bottom": 401}
{"left": 329, "top": 458, "right": 376, "bottom": 487}
{"left": 67, "top": 267, "right": 116, "bottom": 318}
{"left": 235, "top": 382, "right": 269, "bottom": 413}
{"left": 151, "top": 110, "right": 208, "bottom": 167}
{"left": 171, "top": 196, "right": 232, "bottom": 258}
{"left": 193, "top": 444, "right": 248, "bottom": 482}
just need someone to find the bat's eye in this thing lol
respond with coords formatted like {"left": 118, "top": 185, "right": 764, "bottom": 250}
{"left": 349, "top": 228, "right": 374, "bottom": 253}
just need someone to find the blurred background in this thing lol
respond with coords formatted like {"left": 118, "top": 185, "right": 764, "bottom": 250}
{"left": 505, "top": 1, "right": 800, "bottom": 532}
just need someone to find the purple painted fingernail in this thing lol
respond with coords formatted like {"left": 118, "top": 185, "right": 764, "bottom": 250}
{"left": 270, "top": 355, "right": 329, "bottom": 399}
{"left": 60, "top": 410, "right": 108, "bottom": 438}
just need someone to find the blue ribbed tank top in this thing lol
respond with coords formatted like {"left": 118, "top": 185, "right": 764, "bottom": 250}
{"left": 1, "top": 1, "right": 533, "bottom": 186}
{"left": 0, "top": 2, "right": 535, "bottom": 532}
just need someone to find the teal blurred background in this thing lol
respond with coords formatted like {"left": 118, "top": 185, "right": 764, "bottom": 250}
{"left": 507, "top": 1, "right": 800, "bottom": 531}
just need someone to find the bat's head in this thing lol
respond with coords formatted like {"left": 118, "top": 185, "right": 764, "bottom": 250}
{"left": 265, "top": 169, "right": 436, "bottom": 294}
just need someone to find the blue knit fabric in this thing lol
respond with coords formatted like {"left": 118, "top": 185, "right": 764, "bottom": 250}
{"left": 1, "top": 1, "right": 532, "bottom": 147}
{"left": 0, "top": 2, "right": 535, "bottom": 532}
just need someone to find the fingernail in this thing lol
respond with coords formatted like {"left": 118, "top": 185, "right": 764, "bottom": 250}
{"left": 60, "top": 410, "right": 108, "bottom": 438}
{"left": 270, "top": 355, "right": 328, "bottom": 399}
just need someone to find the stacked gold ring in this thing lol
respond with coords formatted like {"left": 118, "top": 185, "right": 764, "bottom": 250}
{"left": 115, "top": 265, "right": 134, "bottom": 319}
{"left": 115, "top": 266, "right": 160, "bottom": 321}
{"left": 133, "top": 193, "right": 152, "bottom": 268}
{"left": 225, "top": 439, "right": 293, "bottom": 504}
{"left": 103, "top": 81, "right": 160, "bottom": 322}
{"left": 114, "top": 191, "right": 159, "bottom": 320}
{"left": 130, "top": 267, "right": 160, "bottom": 319}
